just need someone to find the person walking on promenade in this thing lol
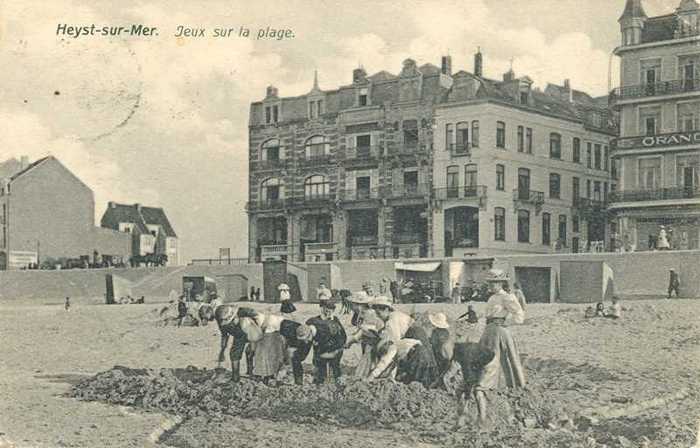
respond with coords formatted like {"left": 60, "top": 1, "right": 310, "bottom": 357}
{"left": 668, "top": 268, "right": 680, "bottom": 299}
{"left": 473, "top": 269, "right": 526, "bottom": 425}
{"left": 64, "top": 297, "right": 71, "bottom": 311}
{"left": 278, "top": 283, "right": 296, "bottom": 315}
{"left": 451, "top": 282, "right": 462, "bottom": 305}
{"left": 250, "top": 286, "right": 256, "bottom": 302}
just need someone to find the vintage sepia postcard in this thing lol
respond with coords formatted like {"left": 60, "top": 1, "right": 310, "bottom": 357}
{"left": 1, "top": 0, "right": 699, "bottom": 447}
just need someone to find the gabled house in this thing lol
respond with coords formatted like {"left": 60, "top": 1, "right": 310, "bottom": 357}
{"left": 100, "top": 202, "right": 179, "bottom": 265}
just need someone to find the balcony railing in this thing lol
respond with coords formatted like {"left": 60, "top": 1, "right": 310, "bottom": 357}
{"left": 513, "top": 189, "right": 545, "bottom": 205}
{"left": 610, "top": 78, "right": 700, "bottom": 102}
{"left": 260, "top": 244, "right": 288, "bottom": 258}
{"left": 305, "top": 241, "right": 337, "bottom": 252}
{"left": 573, "top": 197, "right": 607, "bottom": 209}
{"left": 251, "top": 158, "right": 288, "bottom": 171}
{"left": 345, "top": 145, "right": 382, "bottom": 160}
{"left": 341, "top": 188, "right": 381, "bottom": 201}
{"left": 449, "top": 143, "right": 471, "bottom": 157}
{"left": 349, "top": 235, "right": 379, "bottom": 246}
{"left": 246, "top": 198, "right": 287, "bottom": 211}
{"left": 297, "top": 155, "right": 335, "bottom": 167}
{"left": 610, "top": 186, "right": 700, "bottom": 203}
{"left": 392, "top": 233, "right": 423, "bottom": 244}
{"left": 385, "top": 183, "right": 430, "bottom": 199}
{"left": 433, "top": 185, "right": 487, "bottom": 200}
{"left": 290, "top": 194, "right": 336, "bottom": 208}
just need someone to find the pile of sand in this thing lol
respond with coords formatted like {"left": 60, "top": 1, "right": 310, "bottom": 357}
{"left": 69, "top": 366, "right": 608, "bottom": 447}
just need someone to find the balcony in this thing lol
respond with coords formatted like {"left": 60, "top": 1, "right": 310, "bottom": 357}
{"left": 392, "top": 233, "right": 423, "bottom": 244}
{"left": 433, "top": 185, "right": 487, "bottom": 201}
{"left": 251, "top": 158, "right": 288, "bottom": 171}
{"left": 289, "top": 194, "right": 336, "bottom": 209}
{"left": 260, "top": 244, "right": 288, "bottom": 260}
{"left": 343, "top": 145, "right": 382, "bottom": 169}
{"left": 449, "top": 143, "right": 471, "bottom": 157}
{"left": 349, "top": 235, "right": 379, "bottom": 246}
{"left": 513, "top": 189, "right": 545, "bottom": 206}
{"left": 340, "top": 188, "right": 381, "bottom": 202}
{"left": 610, "top": 78, "right": 700, "bottom": 104}
{"left": 573, "top": 197, "right": 608, "bottom": 218}
{"left": 245, "top": 198, "right": 287, "bottom": 212}
{"left": 304, "top": 242, "right": 337, "bottom": 261}
{"left": 385, "top": 183, "right": 430, "bottom": 200}
{"left": 613, "top": 130, "right": 700, "bottom": 152}
{"left": 610, "top": 186, "right": 700, "bottom": 203}
{"left": 297, "top": 155, "right": 335, "bottom": 168}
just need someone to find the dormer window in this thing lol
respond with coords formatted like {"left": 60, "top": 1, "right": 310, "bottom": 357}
{"left": 520, "top": 92, "right": 528, "bottom": 105}
{"left": 265, "top": 105, "right": 280, "bottom": 124}
{"left": 308, "top": 99, "right": 323, "bottom": 119}
{"left": 358, "top": 87, "right": 368, "bottom": 106}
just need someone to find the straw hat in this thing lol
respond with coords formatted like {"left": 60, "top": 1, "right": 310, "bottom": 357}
{"left": 485, "top": 269, "right": 509, "bottom": 283}
{"left": 428, "top": 312, "right": 449, "bottom": 329}
{"left": 351, "top": 291, "right": 372, "bottom": 304}
{"left": 278, "top": 283, "right": 290, "bottom": 291}
{"left": 371, "top": 295, "right": 394, "bottom": 309}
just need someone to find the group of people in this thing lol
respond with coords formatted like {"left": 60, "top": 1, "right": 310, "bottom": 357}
{"left": 209, "top": 268, "right": 528, "bottom": 425}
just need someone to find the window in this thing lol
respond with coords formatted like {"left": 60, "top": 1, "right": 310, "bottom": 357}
{"left": 472, "top": 121, "right": 480, "bottom": 148}
{"left": 586, "top": 179, "right": 591, "bottom": 198}
{"left": 572, "top": 177, "right": 580, "bottom": 204}
{"left": 356, "top": 134, "right": 371, "bottom": 157}
{"left": 586, "top": 143, "right": 592, "bottom": 168}
{"left": 572, "top": 237, "right": 580, "bottom": 253}
{"left": 446, "top": 165, "right": 459, "bottom": 198}
{"left": 272, "top": 105, "right": 279, "bottom": 123}
{"left": 494, "top": 207, "right": 506, "bottom": 241}
{"left": 356, "top": 176, "right": 371, "bottom": 199}
{"left": 517, "top": 168, "right": 531, "bottom": 199}
{"left": 305, "top": 135, "right": 327, "bottom": 159}
{"left": 403, "top": 170, "right": 419, "bottom": 193}
{"left": 549, "top": 133, "right": 562, "bottom": 159}
{"left": 261, "top": 178, "right": 282, "bottom": 202}
{"left": 573, "top": 215, "right": 580, "bottom": 233}
{"left": 517, "top": 126, "right": 524, "bottom": 152}
{"left": 517, "top": 210, "right": 530, "bottom": 243}
{"left": 542, "top": 213, "right": 551, "bottom": 245}
{"left": 496, "top": 164, "right": 505, "bottom": 191}
{"left": 358, "top": 87, "right": 368, "bottom": 106}
{"left": 604, "top": 182, "right": 608, "bottom": 203}
{"left": 261, "top": 138, "right": 281, "bottom": 161}
{"left": 676, "top": 154, "right": 700, "bottom": 189}
{"left": 594, "top": 144, "right": 602, "bottom": 170}
{"left": 304, "top": 175, "right": 330, "bottom": 199}
{"left": 308, "top": 99, "right": 323, "bottom": 119}
{"left": 593, "top": 181, "right": 602, "bottom": 201}
{"left": 526, "top": 128, "right": 533, "bottom": 153}
{"left": 308, "top": 101, "right": 316, "bottom": 119}
{"left": 456, "top": 122, "right": 469, "bottom": 153}
{"left": 604, "top": 146, "right": 609, "bottom": 171}
{"left": 573, "top": 138, "right": 581, "bottom": 163}
{"left": 639, "top": 107, "right": 661, "bottom": 135}
{"left": 496, "top": 121, "right": 506, "bottom": 148}
{"left": 403, "top": 119, "right": 419, "bottom": 149}
{"left": 549, "top": 173, "right": 561, "bottom": 199}
{"left": 446, "top": 124, "right": 454, "bottom": 151}
{"left": 520, "top": 92, "right": 529, "bottom": 104}
{"left": 265, "top": 106, "right": 271, "bottom": 124}
{"left": 678, "top": 102, "right": 700, "bottom": 131}
{"left": 638, "top": 157, "right": 662, "bottom": 190}
{"left": 465, "top": 164, "right": 478, "bottom": 195}
{"left": 558, "top": 215, "right": 567, "bottom": 243}
{"left": 611, "top": 158, "right": 618, "bottom": 179}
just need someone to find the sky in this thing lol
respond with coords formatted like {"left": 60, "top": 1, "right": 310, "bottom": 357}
{"left": 0, "top": 0, "right": 678, "bottom": 261}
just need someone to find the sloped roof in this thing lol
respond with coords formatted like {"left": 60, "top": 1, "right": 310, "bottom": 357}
{"left": 368, "top": 70, "right": 397, "bottom": 82}
{"left": 642, "top": 14, "right": 677, "bottom": 43}
{"left": 101, "top": 203, "right": 177, "bottom": 237}
{"left": 9, "top": 156, "right": 50, "bottom": 181}
{"left": 0, "top": 158, "right": 22, "bottom": 180}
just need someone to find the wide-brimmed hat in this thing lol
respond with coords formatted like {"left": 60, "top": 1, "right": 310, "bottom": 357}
{"left": 278, "top": 283, "right": 290, "bottom": 291}
{"left": 428, "top": 312, "right": 449, "bottom": 329}
{"left": 351, "top": 291, "right": 372, "bottom": 304}
{"left": 485, "top": 269, "right": 509, "bottom": 283}
{"left": 370, "top": 295, "right": 394, "bottom": 309}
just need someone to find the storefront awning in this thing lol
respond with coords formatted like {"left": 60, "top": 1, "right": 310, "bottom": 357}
{"left": 395, "top": 261, "right": 441, "bottom": 272}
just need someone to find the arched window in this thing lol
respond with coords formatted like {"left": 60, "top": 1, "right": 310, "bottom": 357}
{"left": 549, "top": 133, "right": 562, "bottom": 159}
{"left": 261, "top": 139, "right": 281, "bottom": 161}
{"left": 305, "top": 135, "right": 328, "bottom": 159}
{"left": 304, "top": 175, "right": 330, "bottom": 199}
{"left": 261, "top": 178, "right": 283, "bottom": 202}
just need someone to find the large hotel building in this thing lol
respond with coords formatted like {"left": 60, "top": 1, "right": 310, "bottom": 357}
{"left": 247, "top": 54, "right": 615, "bottom": 262}
{"left": 610, "top": 0, "right": 700, "bottom": 251}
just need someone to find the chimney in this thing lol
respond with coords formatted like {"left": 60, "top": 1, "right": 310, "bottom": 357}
{"left": 563, "top": 79, "right": 573, "bottom": 102}
{"left": 353, "top": 67, "right": 367, "bottom": 84}
{"left": 474, "top": 48, "right": 483, "bottom": 77}
{"left": 20, "top": 155, "right": 29, "bottom": 170}
{"left": 135, "top": 203, "right": 142, "bottom": 212}
{"left": 441, "top": 55, "right": 452, "bottom": 76}
{"left": 108, "top": 201, "right": 116, "bottom": 209}
{"left": 265, "top": 85, "right": 278, "bottom": 98}
{"left": 503, "top": 70, "right": 515, "bottom": 82}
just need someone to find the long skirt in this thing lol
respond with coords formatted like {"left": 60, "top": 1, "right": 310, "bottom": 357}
{"left": 354, "top": 343, "right": 374, "bottom": 378}
{"left": 476, "top": 322, "right": 526, "bottom": 391}
{"left": 396, "top": 344, "right": 438, "bottom": 387}
{"left": 253, "top": 332, "right": 287, "bottom": 378}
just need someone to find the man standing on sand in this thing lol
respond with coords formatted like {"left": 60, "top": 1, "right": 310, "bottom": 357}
{"left": 668, "top": 269, "right": 680, "bottom": 299}
{"left": 296, "top": 301, "right": 347, "bottom": 384}
{"left": 65, "top": 297, "right": 71, "bottom": 311}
